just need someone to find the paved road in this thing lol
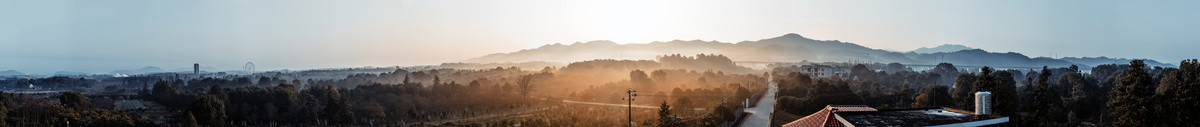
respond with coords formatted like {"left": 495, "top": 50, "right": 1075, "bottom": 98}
{"left": 740, "top": 75, "right": 777, "bottom": 127}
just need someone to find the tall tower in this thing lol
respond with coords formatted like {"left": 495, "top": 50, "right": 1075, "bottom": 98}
{"left": 194, "top": 63, "right": 200, "bottom": 75}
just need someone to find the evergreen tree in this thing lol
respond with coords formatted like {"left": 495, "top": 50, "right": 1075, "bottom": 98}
{"left": 183, "top": 112, "right": 200, "bottom": 127}
{"left": 209, "top": 84, "right": 227, "bottom": 101}
{"left": 257, "top": 76, "right": 272, "bottom": 86}
{"left": 139, "top": 83, "right": 150, "bottom": 98}
{"left": 970, "top": 67, "right": 1017, "bottom": 115}
{"left": 953, "top": 73, "right": 978, "bottom": 110}
{"left": 912, "top": 85, "right": 953, "bottom": 108}
{"left": 433, "top": 76, "right": 440, "bottom": 85}
{"left": 895, "top": 83, "right": 916, "bottom": 108}
{"left": 321, "top": 88, "right": 354, "bottom": 125}
{"left": 187, "top": 96, "right": 226, "bottom": 126}
{"left": 402, "top": 74, "right": 410, "bottom": 84}
{"left": 1031, "top": 66, "right": 1062, "bottom": 126}
{"left": 1155, "top": 59, "right": 1199, "bottom": 126}
{"left": 0, "top": 101, "right": 6, "bottom": 126}
{"left": 658, "top": 101, "right": 680, "bottom": 127}
{"left": 297, "top": 95, "right": 320, "bottom": 124}
{"left": 850, "top": 64, "right": 873, "bottom": 81}
{"left": 1060, "top": 72, "right": 1100, "bottom": 121}
{"left": 151, "top": 81, "right": 177, "bottom": 101}
{"left": 1109, "top": 60, "right": 1155, "bottom": 126}
{"left": 59, "top": 91, "right": 89, "bottom": 110}
{"left": 1017, "top": 73, "right": 1035, "bottom": 114}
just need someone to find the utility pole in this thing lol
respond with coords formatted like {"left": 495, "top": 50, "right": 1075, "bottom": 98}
{"left": 621, "top": 89, "right": 638, "bottom": 127}
{"left": 941, "top": 54, "right": 945, "bottom": 63}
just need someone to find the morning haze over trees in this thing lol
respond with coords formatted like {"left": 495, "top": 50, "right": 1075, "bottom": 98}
{"left": 1, "top": 33, "right": 1196, "bottom": 127}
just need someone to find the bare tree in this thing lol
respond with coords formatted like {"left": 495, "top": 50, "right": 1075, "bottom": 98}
{"left": 517, "top": 75, "right": 534, "bottom": 97}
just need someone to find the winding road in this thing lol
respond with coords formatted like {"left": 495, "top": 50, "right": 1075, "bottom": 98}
{"left": 739, "top": 75, "right": 777, "bottom": 127}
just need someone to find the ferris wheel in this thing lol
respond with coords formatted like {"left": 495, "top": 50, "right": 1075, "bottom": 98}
{"left": 244, "top": 62, "right": 255, "bottom": 73}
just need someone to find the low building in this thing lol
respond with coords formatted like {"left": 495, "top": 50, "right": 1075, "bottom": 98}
{"left": 800, "top": 64, "right": 849, "bottom": 78}
{"left": 800, "top": 64, "right": 833, "bottom": 78}
{"left": 783, "top": 105, "right": 1008, "bottom": 127}
{"left": 783, "top": 105, "right": 878, "bottom": 127}
{"left": 783, "top": 92, "right": 1008, "bottom": 127}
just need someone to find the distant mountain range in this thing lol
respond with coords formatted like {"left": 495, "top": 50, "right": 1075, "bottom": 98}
{"left": 53, "top": 71, "right": 90, "bottom": 76}
{"left": 1061, "top": 57, "right": 1170, "bottom": 67}
{"left": 0, "top": 70, "right": 23, "bottom": 76}
{"left": 910, "top": 44, "right": 975, "bottom": 54}
{"left": 171, "top": 66, "right": 220, "bottom": 72}
{"left": 468, "top": 33, "right": 1173, "bottom": 68}
{"left": 109, "top": 66, "right": 222, "bottom": 75}
{"left": 112, "top": 66, "right": 167, "bottom": 75}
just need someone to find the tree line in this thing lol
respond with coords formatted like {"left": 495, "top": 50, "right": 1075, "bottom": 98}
{"left": 771, "top": 59, "right": 1199, "bottom": 126}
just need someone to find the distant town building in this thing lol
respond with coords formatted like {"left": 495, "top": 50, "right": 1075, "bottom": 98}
{"left": 194, "top": 63, "right": 200, "bottom": 75}
{"left": 800, "top": 64, "right": 849, "bottom": 78}
{"left": 800, "top": 64, "right": 832, "bottom": 77}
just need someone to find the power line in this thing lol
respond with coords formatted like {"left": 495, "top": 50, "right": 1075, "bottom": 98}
{"left": 637, "top": 94, "right": 730, "bottom": 98}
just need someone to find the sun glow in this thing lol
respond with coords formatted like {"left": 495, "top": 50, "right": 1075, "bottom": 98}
{"left": 578, "top": 0, "right": 686, "bottom": 44}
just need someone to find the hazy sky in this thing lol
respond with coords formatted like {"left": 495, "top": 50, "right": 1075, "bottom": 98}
{"left": 2, "top": 0, "right": 1198, "bottom": 74}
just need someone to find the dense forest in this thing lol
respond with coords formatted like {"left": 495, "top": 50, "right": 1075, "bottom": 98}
{"left": 0, "top": 91, "right": 150, "bottom": 126}
{"left": 770, "top": 59, "right": 1199, "bottom": 126}
{"left": 0, "top": 76, "right": 94, "bottom": 89}
{"left": 0, "top": 54, "right": 768, "bottom": 126}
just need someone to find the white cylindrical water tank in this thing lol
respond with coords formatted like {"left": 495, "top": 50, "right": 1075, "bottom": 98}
{"left": 975, "top": 91, "right": 992, "bottom": 115}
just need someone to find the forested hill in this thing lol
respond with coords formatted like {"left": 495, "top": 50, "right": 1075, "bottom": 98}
{"left": 467, "top": 33, "right": 1172, "bottom": 68}
{"left": 1061, "top": 56, "right": 1172, "bottom": 68}
{"left": 909, "top": 44, "right": 975, "bottom": 54}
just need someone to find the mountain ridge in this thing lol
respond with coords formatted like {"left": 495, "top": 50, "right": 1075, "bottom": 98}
{"left": 0, "top": 70, "right": 23, "bottom": 76}
{"left": 911, "top": 44, "right": 976, "bottom": 54}
{"left": 466, "top": 33, "right": 1172, "bottom": 68}
{"left": 111, "top": 66, "right": 166, "bottom": 75}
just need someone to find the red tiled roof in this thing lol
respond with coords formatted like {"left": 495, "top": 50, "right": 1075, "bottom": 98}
{"left": 826, "top": 105, "right": 877, "bottom": 112}
{"left": 782, "top": 105, "right": 878, "bottom": 127}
